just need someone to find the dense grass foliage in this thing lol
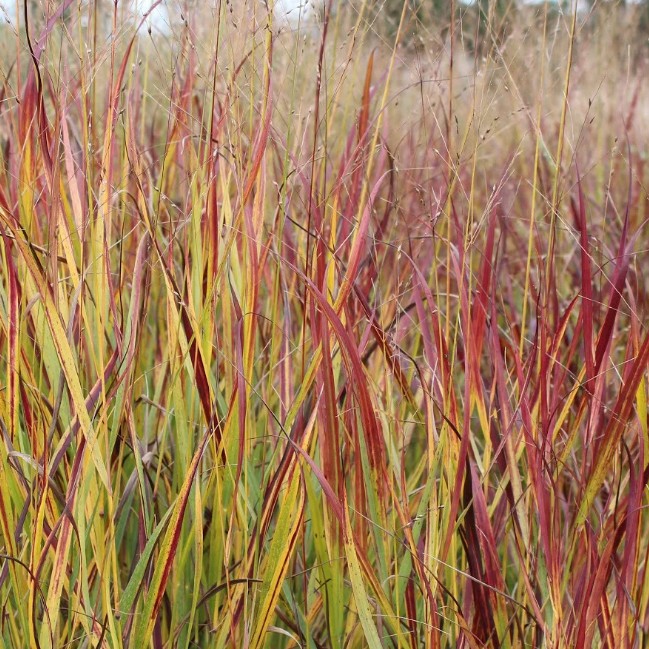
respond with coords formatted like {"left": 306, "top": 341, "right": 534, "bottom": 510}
{"left": 1, "top": 1, "right": 649, "bottom": 647}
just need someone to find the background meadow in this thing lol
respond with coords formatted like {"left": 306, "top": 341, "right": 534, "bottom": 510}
{"left": 1, "top": 0, "right": 649, "bottom": 647}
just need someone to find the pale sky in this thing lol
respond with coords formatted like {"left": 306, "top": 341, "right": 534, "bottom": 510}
{"left": 0, "top": 1, "right": 644, "bottom": 29}
{"left": 0, "top": 0, "right": 13, "bottom": 24}
{"left": 0, "top": 1, "right": 173, "bottom": 31}
{"left": 0, "top": 1, "right": 317, "bottom": 28}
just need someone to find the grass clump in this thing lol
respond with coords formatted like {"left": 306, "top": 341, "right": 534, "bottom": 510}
{"left": 1, "top": 1, "right": 649, "bottom": 647}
